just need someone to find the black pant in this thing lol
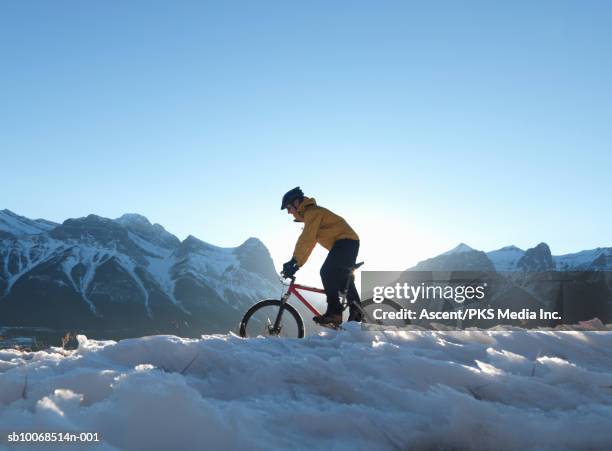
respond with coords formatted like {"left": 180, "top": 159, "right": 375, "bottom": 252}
{"left": 320, "top": 239, "right": 361, "bottom": 315}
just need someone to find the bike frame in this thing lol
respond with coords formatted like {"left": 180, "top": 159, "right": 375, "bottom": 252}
{"left": 285, "top": 281, "right": 326, "bottom": 317}
{"left": 269, "top": 263, "right": 364, "bottom": 333}
{"left": 279, "top": 263, "right": 364, "bottom": 318}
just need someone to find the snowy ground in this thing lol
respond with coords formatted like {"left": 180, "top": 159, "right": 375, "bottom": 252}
{"left": 1, "top": 325, "right": 612, "bottom": 451}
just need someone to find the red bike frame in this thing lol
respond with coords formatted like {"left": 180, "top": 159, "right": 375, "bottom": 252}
{"left": 286, "top": 281, "right": 326, "bottom": 317}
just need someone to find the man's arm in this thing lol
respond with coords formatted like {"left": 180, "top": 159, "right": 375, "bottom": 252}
{"left": 293, "top": 208, "right": 323, "bottom": 267}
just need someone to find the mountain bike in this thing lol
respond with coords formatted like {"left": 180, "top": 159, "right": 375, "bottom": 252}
{"left": 239, "top": 262, "right": 409, "bottom": 338}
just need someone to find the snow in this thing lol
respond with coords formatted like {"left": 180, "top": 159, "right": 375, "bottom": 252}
{"left": 440, "top": 244, "right": 612, "bottom": 271}
{"left": 58, "top": 244, "right": 155, "bottom": 318}
{"left": 60, "top": 246, "right": 111, "bottom": 317}
{"left": 1, "top": 238, "right": 65, "bottom": 297}
{"left": 1, "top": 217, "right": 279, "bottom": 319}
{"left": 487, "top": 246, "right": 525, "bottom": 272}
{"left": 174, "top": 240, "right": 279, "bottom": 310}
{"left": 1, "top": 326, "right": 611, "bottom": 450}
{"left": 180, "top": 245, "right": 238, "bottom": 278}
{"left": 117, "top": 216, "right": 179, "bottom": 250}
{"left": 554, "top": 248, "right": 612, "bottom": 270}
{"left": 127, "top": 232, "right": 166, "bottom": 258}
{"left": 125, "top": 231, "right": 186, "bottom": 309}
{"left": 128, "top": 230, "right": 277, "bottom": 311}
{"left": 0, "top": 210, "right": 55, "bottom": 237}
{"left": 115, "top": 256, "right": 152, "bottom": 318}
{"left": 115, "top": 214, "right": 152, "bottom": 228}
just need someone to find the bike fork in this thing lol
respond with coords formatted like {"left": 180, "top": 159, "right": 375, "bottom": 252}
{"left": 271, "top": 292, "right": 291, "bottom": 334}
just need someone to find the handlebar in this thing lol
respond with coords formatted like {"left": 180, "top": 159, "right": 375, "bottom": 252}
{"left": 279, "top": 261, "right": 364, "bottom": 284}
{"left": 279, "top": 273, "right": 296, "bottom": 285}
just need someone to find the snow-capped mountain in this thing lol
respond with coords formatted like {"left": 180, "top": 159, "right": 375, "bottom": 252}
{"left": 412, "top": 243, "right": 495, "bottom": 271}
{"left": 413, "top": 241, "right": 612, "bottom": 272}
{"left": 0, "top": 210, "right": 280, "bottom": 336}
{"left": 405, "top": 241, "right": 612, "bottom": 327}
{"left": 441, "top": 242, "right": 475, "bottom": 255}
{"left": 485, "top": 245, "right": 525, "bottom": 272}
{"left": 0, "top": 209, "right": 57, "bottom": 238}
{"left": 555, "top": 247, "right": 612, "bottom": 271}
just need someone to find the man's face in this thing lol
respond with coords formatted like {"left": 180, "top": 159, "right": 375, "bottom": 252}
{"left": 286, "top": 200, "right": 300, "bottom": 219}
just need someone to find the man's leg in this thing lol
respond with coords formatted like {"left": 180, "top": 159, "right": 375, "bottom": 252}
{"left": 340, "top": 240, "right": 362, "bottom": 321}
{"left": 319, "top": 239, "right": 360, "bottom": 320}
{"left": 320, "top": 249, "right": 344, "bottom": 316}
{"left": 347, "top": 280, "right": 362, "bottom": 321}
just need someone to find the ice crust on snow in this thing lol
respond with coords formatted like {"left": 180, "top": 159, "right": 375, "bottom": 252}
{"left": 0, "top": 326, "right": 611, "bottom": 451}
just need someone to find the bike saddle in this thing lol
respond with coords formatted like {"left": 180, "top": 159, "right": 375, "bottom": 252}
{"left": 351, "top": 261, "right": 365, "bottom": 270}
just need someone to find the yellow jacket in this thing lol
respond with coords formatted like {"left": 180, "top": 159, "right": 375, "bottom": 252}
{"left": 292, "top": 197, "right": 359, "bottom": 267}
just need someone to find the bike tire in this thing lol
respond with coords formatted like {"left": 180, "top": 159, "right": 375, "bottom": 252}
{"left": 360, "top": 298, "right": 411, "bottom": 326}
{"left": 239, "top": 300, "right": 305, "bottom": 338}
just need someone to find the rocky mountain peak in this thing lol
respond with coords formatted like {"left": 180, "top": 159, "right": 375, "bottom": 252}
{"left": 237, "top": 237, "right": 266, "bottom": 250}
{"left": 49, "top": 214, "right": 144, "bottom": 260}
{"left": 115, "top": 213, "right": 179, "bottom": 250}
{"left": 498, "top": 245, "right": 523, "bottom": 252}
{"left": 517, "top": 242, "right": 554, "bottom": 272}
{"left": 413, "top": 246, "right": 495, "bottom": 271}
{"left": 235, "top": 237, "right": 278, "bottom": 282}
{"left": 176, "top": 235, "right": 213, "bottom": 257}
{"left": 442, "top": 243, "right": 475, "bottom": 255}
{"left": 0, "top": 209, "right": 57, "bottom": 237}
{"left": 115, "top": 213, "right": 152, "bottom": 227}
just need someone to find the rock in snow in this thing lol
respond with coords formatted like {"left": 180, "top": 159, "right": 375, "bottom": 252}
{"left": 0, "top": 326, "right": 611, "bottom": 450}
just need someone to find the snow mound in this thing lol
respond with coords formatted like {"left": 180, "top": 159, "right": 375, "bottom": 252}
{"left": 1, "top": 326, "right": 612, "bottom": 450}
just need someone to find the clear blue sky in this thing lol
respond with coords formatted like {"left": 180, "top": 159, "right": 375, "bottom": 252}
{"left": 1, "top": 1, "right": 611, "bottom": 284}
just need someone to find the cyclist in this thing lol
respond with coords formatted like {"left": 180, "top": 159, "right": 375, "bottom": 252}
{"left": 280, "top": 187, "right": 362, "bottom": 325}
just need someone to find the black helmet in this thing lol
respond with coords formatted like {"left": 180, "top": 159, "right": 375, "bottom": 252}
{"left": 280, "top": 187, "right": 304, "bottom": 210}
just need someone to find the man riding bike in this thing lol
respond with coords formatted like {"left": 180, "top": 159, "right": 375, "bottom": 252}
{"left": 280, "top": 187, "right": 362, "bottom": 326}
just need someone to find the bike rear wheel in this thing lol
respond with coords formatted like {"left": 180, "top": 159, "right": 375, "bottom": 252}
{"left": 239, "top": 300, "right": 305, "bottom": 338}
{"left": 360, "top": 298, "right": 411, "bottom": 327}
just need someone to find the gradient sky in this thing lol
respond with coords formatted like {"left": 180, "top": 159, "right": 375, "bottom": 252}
{"left": 1, "top": 1, "right": 611, "bottom": 285}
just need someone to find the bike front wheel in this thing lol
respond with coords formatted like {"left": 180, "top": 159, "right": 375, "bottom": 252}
{"left": 239, "top": 300, "right": 305, "bottom": 338}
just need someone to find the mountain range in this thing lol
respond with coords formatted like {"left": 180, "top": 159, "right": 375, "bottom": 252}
{"left": 0, "top": 209, "right": 280, "bottom": 337}
{"left": 2, "top": 208, "right": 611, "bottom": 337}
{"left": 412, "top": 242, "right": 612, "bottom": 272}
{"left": 406, "top": 242, "right": 612, "bottom": 327}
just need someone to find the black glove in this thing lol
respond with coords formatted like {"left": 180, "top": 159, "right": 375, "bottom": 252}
{"left": 282, "top": 257, "right": 299, "bottom": 278}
